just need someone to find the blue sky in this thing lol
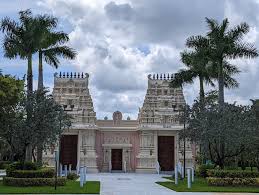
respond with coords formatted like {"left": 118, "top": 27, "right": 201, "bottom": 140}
{"left": 1, "top": 0, "right": 259, "bottom": 119}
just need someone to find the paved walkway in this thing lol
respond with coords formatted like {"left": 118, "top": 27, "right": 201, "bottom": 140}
{"left": 85, "top": 173, "right": 258, "bottom": 195}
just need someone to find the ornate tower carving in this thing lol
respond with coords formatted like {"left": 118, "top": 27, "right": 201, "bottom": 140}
{"left": 53, "top": 72, "right": 98, "bottom": 172}
{"left": 53, "top": 72, "right": 96, "bottom": 126}
{"left": 138, "top": 73, "right": 185, "bottom": 127}
{"left": 136, "top": 73, "right": 186, "bottom": 172}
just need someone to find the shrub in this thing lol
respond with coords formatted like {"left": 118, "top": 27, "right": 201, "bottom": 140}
{"left": 3, "top": 177, "right": 66, "bottom": 187}
{"left": 196, "top": 164, "right": 214, "bottom": 178}
{"left": 207, "top": 177, "right": 259, "bottom": 186}
{"left": 207, "top": 169, "right": 259, "bottom": 178}
{"left": 67, "top": 173, "right": 78, "bottom": 180}
{"left": 0, "top": 161, "right": 11, "bottom": 169}
{"left": 6, "top": 168, "right": 55, "bottom": 178}
{"left": 6, "top": 161, "right": 38, "bottom": 173}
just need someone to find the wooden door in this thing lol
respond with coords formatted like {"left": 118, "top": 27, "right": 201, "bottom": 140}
{"left": 158, "top": 136, "right": 175, "bottom": 171}
{"left": 60, "top": 135, "right": 78, "bottom": 170}
{"left": 112, "top": 149, "right": 122, "bottom": 170}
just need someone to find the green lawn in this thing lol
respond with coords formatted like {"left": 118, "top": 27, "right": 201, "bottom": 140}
{"left": 157, "top": 177, "right": 259, "bottom": 193}
{"left": 0, "top": 180, "right": 100, "bottom": 194}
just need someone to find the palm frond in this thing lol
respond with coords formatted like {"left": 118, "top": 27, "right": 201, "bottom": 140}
{"left": 205, "top": 17, "right": 218, "bottom": 31}
{"left": 224, "top": 75, "right": 239, "bottom": 89}
{"left": 220, "top": 18, "right": 229, "bottom": 36}
{"left": 1, "top": 17, "right": 20, "bottom": 34}
{"left": 230, "top": 42, "right": 258, "bottom": 59}
{"left": 170, "top": 69, "right": 197, "bottom": 88}
{"left": 228, "top": 22, "right": 249, "bottom": 41}
{"left": 43, "top": 46, "right": 76, "bottom": 68}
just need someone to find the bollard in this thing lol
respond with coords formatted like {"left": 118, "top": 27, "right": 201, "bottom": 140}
{"left": 83, "top": 166, "right": 87, "bottom": 184}
{"left": 80, "top": 166, "right": 84, "bottom": 187}
{"left": 191, "top": 167, "right": 194, "bottom": 182}
{"left": 59, "top": 163, "right": 63, "bottom": 176}
{"left": 109, "top": 160, "right": 112, "bottom": 173}
{"left": 64, "top": 165, "right": 68, "bottom": 177}
{"left": 174, "top": 165, "right": 178, "bottom": 185}
{"left": 69, "top": 164, "right": 72, "bottom": 174}
{"left": 187, "top": 169, "right": 191, "bottom": 189}
{"left": 76, "top": 162, "right": 79, "bottom": 175}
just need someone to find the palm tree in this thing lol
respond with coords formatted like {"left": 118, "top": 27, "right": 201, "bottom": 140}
{"left": 33, "top": 14, "right": 76, "bottom": 164}
{"left": 34, "top": 14, "right": 76, "bottom": 90}
{"left": 205, "top": 18, "right": 258, "bottom": 108}
{"left": 1, "top": 10, "right": 37, "bottom": 95}
{"left": 1, "top": 9, "right": 38, "bottom": 162}
{"left": 171, "top": 35, "right": 213, "bottom": 108}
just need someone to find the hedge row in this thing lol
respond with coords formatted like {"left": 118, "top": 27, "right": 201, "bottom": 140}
{"left": 0, "top": 161, "right": 11, "bottom": 169}
{"left": 207, "top": 170, "right": 259, "bottom": 178}
{"left": 7, "top": 168, "right": 55, "bottom": 178}
{"left": 3, "top": 177, "right": 66, "bottom": 187}
{"left": 207, "top": 177, "right": 259, "bottom": 186}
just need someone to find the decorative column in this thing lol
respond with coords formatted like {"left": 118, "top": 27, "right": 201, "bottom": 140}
{"left": 136, "top": 131, "right": 156, "bottom": 173}
{"left": 80, "top": 129, "right": 98, "bottom": 173}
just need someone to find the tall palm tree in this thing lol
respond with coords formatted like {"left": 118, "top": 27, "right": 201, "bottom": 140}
{"left": 171, "top": 35, "right": 213, "bottom": 108}
{"left": 34, "top": 15, "right": 76, "bottom": 90}
{"left": 205, "top": 18, "right": 258, "bottom": 108}
{"left": 33, "top": 14, "right": 76, "bottom": 164}
{"left": 1, "top": 10, "right": 37, "bottom": 95}
{"left": 1, "top": 9, "right": 38, "bottom": 162}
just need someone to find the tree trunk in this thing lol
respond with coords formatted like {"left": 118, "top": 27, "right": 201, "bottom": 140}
{"left": 199, "top": 76, "right": 205, "bottom": 109}
{"left": 218, "top": 59, "right": 224, "bottom": 109}
{"left": 38, "top": 50, "right": 43, "bottom": 90}
{"left": 27, "top": 53, "right": 33, "bottom": 95}
{"left": 36, "top": 145, "right": 43, "bottom": 165}
{"left": 37, "top": 50, "right": 44, "bottom": 165}
{"left": 25, "top": 53, "right": 33, "bottom": 162}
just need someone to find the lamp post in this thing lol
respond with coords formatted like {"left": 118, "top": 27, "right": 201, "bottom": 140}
{"left": 54, "top": 150, "right": 59, "bottom": 190}
{"left": 179, "top": 104, "right": 186, "bottom": 178}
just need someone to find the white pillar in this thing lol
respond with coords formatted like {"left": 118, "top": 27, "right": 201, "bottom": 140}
{"left": 80, "top": 166, "right": 84, "bottom": 187}
{"left": 187, "top": 169, "right": 191, "bottom": 189}
{"left": 83, "top": 166, "right": 87, "bottom": 184}
{"left": 69, "top": 164, "right": 72, "bottom": 173}
{"left": 59, "top": 163, "right": 63, "bottom": 176}
{"left": 64, "top": 165, "right": 68, "bottom": 177}
{"left": 191, "top": 167, "right": 194, "bottom": 182}
{"left": 174, "top": 165, "right": 178, "bottom": 185}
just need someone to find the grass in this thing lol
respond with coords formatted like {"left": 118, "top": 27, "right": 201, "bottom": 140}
{"left": 156, "top": 177, "right": 259, "bottom": 193}
{"left": 0, "top": 180, "right": 100, "bottom": 194}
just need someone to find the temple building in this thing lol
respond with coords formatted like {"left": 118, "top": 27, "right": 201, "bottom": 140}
{"left": 43, "top": 72, "right": 196, "bottom": 173}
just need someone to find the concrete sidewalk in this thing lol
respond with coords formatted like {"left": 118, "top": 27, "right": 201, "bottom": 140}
{"left": 85, "top": 173, "right": 259, "bottom": 195}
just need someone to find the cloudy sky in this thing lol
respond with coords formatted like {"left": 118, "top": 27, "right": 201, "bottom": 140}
{"left": 0, "top": 0, "right": 259, "bottom": 119}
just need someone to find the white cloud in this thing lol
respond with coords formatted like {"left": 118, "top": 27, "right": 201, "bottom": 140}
{"left": 3, "top": 0, "right": 259, "bottom": 118}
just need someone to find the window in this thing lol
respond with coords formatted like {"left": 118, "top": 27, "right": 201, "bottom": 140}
{"left": 164, "top": 101, "right": 169, "bottom": 107}
{"left": 164, "top": 90, "right": 167, "bottom": 95}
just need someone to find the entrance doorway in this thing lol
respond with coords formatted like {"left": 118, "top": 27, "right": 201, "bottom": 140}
{"left": 158, "top": 136, "right": 174, "bottom": 171}
{"left": 111, "top": 149, "right": 122, "bottom": 170}
{"left": 60, "top": 135, "right": 78, "bottom": 170}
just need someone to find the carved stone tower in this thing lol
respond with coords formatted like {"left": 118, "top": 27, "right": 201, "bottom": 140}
{"left": 53, "top": 72, "right": 98, "bottom": 172}
{"left": 136, "top": 73, "right": 186, "bottom": 173}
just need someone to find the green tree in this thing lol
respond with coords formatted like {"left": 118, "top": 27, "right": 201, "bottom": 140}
{"left": 171, "top": 36, "right": 213, "bottom": 107}
{"left": 1, "top": 10, "right": 38, "bottom": 95}
{"left": 1, "top": 9, "right": 39, "bottom": 161}
{"left": 184, "top": 98, "right": 258, "bottom": 168}
{"left": 171, "top": 35, "right": 240, "bottom": 108}
{"left": 33, "top": 13, "right": 76, "bottom": 164}
{"left": 205, "top": 18, "right": 258, "bottom": 108}
{"left": 34, "top": 14, "right": 76, "bottom": 90}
